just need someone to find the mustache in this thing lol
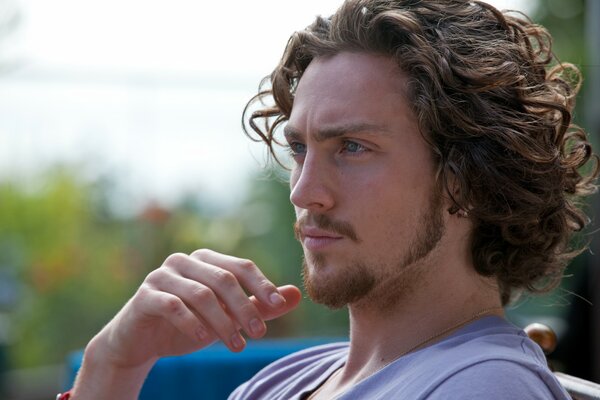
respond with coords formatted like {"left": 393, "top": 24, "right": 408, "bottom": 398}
{"left": 294, "top": 214, "right": 360, "bottom": 243}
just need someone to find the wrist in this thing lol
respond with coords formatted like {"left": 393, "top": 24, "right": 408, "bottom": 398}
{"left": 71, "top": 335, "right": 157, "bottom": 400}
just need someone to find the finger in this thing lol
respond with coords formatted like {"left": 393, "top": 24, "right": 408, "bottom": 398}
{"left": 190, "top": 249, "right": 286, "bottom": 309}
{"left": 161, "top": 254, "right": 267, "bottom": 339}
{"left": 187, "top": 261, "right": 268, "bottom": 339}
{"left": 251, "top": 285, "right": 302, "bottom": 321}
{"left": 151, "top": 273, "right": 247, "bottom": 352}
{"left": 138, "top": 286, "right": 215, "bottom": 346}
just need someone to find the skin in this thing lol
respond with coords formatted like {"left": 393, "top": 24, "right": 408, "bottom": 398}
{"left": 70, "top": 52, "right": 502, "bottom": 399}
{"left": 72, "top": 250, "right": 302, "bottom": 399}
{"left": 285, "top": 52, "right": 503, "bottom": 398}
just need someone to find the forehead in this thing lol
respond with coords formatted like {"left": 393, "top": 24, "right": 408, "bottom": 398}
{"left": 288, "top": 52, "right": 413, "bottom": 132}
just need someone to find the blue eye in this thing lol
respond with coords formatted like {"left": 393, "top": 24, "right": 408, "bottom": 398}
{"left": 288, "top": 142, "right": 306, "bottom": 156}
{"left": 342, "top": 141, "right": 367, "bottom": 153}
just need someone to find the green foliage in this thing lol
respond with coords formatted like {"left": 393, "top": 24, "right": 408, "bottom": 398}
{"left": 533, "top": 0, "right": 585, "bottom": 66}
{"left": 0, "top": 0, "right": 594, "bottom": 371}
{"left": 0, "top": 165, "right": 349, "bottom": 369}
{"left": 0, "top": 168, "right": 197, "bottom": 367}
{"left": 504, "top": 0, "right": 596, "bottom": 326}
{"left": 0, "top": 168, "right": 139, "bottom": 367}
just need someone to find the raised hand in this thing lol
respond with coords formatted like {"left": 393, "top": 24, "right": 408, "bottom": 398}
{"left": 72, "top": 249, "right": 302, "bottom": 399}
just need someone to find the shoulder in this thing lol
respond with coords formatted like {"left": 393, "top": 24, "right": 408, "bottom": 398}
{"left": 345, "top": 317, "right": 569, "bottom": 400}
{"left": 422, "top": 317, "right": 570, "bottom": 399}
{"left": 426, "top": 359, "right": 569, "bottom": 399}
{"left": 229, "top": 342, "right": 349, "bottom": 400}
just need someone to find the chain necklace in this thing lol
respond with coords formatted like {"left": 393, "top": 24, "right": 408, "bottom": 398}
{"left": 307, "top": 306, "right": 504, "bottom": 400}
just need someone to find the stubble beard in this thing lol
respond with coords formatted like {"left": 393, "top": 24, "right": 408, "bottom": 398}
{"left": 302, "top": 191, "right": 446, "bottom": 310}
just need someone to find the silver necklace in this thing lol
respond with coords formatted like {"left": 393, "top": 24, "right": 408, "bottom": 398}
{"left": 307, "top": 306, "right": 503, "bottom": 400}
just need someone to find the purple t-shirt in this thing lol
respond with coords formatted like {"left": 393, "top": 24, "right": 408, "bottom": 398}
{"left": 229, "top": 317, "right": 570, "bottom": 399}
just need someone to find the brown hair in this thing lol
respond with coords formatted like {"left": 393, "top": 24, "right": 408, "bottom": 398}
{"left": 243, "top": 0, "right": 598, "bottom": 305}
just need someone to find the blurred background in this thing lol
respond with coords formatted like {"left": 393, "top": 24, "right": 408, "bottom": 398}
{"left": 0, "top": 0, "right": 597, "bottom": 398}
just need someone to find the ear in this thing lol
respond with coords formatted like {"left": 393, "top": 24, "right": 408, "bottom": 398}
{"left": 441, "top": 165, "right": 470, "bottom": 217}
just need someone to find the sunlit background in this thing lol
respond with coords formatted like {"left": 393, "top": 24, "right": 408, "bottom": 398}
{"left": 0, "top": 0, "right": 597, "bottom": 398}
{"left": 0, "top": 0, "right": 540, "bottom": 212}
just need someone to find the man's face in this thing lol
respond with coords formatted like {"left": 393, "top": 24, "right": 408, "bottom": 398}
{"left": 286, "top": 52, "right": 446, "bottom": 310}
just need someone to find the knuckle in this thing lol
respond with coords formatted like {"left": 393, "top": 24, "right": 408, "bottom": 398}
{"left": 164, "top": 252, "right": 188, "bottom": 268}
{"left": 134, "top": 284, "right": 153, "bottom": 300}
{"left": 144, "top": 269, "right": 165, "bottom": 285}
{"left": 191, "top": 248, "right": 212, "bottom": 260}
{"left": 238, "top": 259, "right": 258, "bottom": 273}
{"left": 137, "top": 283, "right": 152, "bottom": 294}
{"left": 191, "top": 286, "right": 215, "bottom": 304}
{"left": 161, "top": 295, "right": 184, "bottom": 315}
{"left": 213, "top": 269, "right": 237, "bottom": 287}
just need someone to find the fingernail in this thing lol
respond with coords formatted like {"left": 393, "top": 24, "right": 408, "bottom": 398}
{"left": 269, "top": 292, "right": 285, "bottom": 306}
{"left": 249, "top": 318, "right": 265, "bottom": 336}
{"left": 231, "top": 333, "right": 245, "bottom": 350}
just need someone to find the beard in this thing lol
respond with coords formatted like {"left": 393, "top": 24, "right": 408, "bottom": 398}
{"left": 302, "top": 253, "right": 376, "bottom": 309}
{"left": 300, "top": 190, "right": 446, "bottom": 310}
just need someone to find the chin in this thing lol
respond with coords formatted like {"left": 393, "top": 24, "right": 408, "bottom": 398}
{"left": 301, "top": 256, "right": 376, "bottom": 309}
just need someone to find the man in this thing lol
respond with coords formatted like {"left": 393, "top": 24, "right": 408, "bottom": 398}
{"left": 63, "top": 0, "right": 598, "bottom": 398}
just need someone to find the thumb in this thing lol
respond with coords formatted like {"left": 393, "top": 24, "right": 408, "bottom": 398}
{"left": 251, "top": 285, "right": 302, "bottom": 321}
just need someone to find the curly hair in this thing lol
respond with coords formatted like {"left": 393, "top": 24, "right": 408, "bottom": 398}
{"left": 242, "top": 0, "right": 598, "bottom": 305}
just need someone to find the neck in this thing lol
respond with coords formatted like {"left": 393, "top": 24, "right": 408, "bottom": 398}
{"left": 340, "top": 256, "right": 503, "bottom": 386}
{"left": 308, "top": 217, "right": 505, "bottom": 399}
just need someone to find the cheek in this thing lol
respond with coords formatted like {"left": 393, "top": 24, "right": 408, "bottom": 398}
{"left": 346, "top": 171, "right": 415, "bottom": 225}
{"left": 347, "top": 167, "right": 401, "bottom": 202}
{"left": 344, "top": 176, "right": 395, "bottom": 220}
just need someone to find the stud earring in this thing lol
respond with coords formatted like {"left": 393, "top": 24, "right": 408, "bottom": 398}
{"left": 457, "top": 209, "right": 469, "bottom": 218}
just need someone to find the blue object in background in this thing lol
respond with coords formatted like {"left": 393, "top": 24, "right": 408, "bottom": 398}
{"left": 65, "top": 338, "right": 344, "bottom": 399}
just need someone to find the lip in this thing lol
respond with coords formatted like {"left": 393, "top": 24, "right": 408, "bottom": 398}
{"left": 301, "top": 227, "right": 343, "bottom": 251}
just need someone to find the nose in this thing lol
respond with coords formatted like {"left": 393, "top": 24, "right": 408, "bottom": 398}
{"left": 289, "top": 153, "right": 335, "bottom": 212}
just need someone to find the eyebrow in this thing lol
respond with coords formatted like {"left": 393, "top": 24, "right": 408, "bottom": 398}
{"left": 283, "top": 122, "right": 392, "bottom": 142}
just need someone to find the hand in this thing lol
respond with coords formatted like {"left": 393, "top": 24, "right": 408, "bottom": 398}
{"left": 88, "top": 249, "right": 302, "bottom": 370}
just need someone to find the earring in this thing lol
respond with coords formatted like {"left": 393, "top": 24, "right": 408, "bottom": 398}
{"left": 457, "top": 209, "right": 469, "bottom": 218}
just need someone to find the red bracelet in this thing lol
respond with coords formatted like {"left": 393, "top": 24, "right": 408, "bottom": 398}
{"left": 56, "top": 389, "right": 72, "bottom": 399}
